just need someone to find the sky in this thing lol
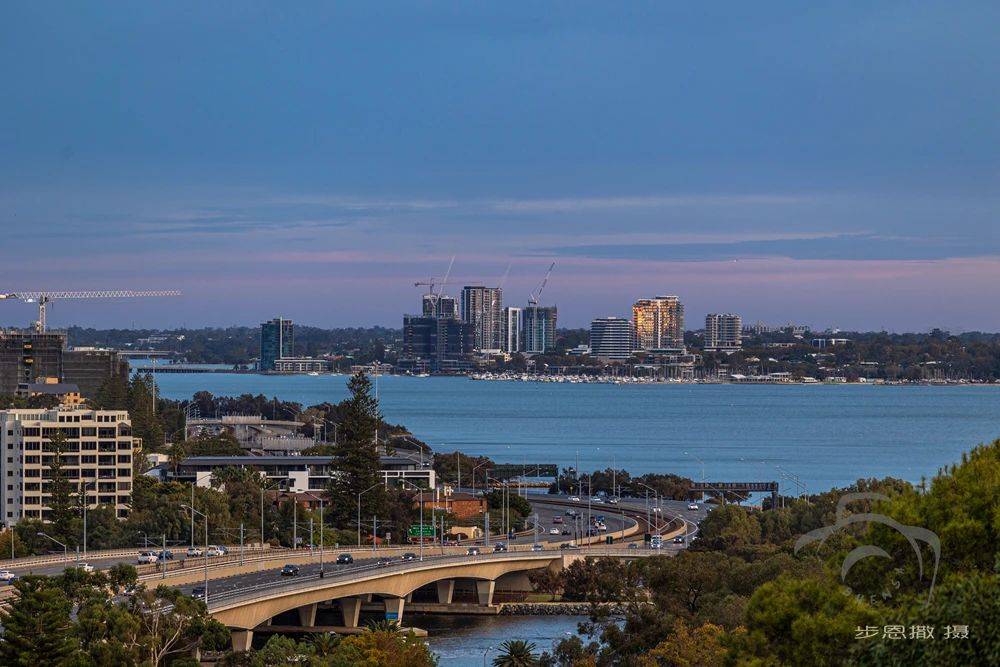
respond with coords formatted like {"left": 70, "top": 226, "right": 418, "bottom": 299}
{"left": 1, "top": 3, "right": 998, "bottom": 331}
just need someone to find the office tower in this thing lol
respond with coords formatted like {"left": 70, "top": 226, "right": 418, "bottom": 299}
{"left": 502, "top": 307, "right": 523, "bottom": 353}
{"left": 0, "top": 406, "right": 140, "bottom": 526}
{"left": 522, "top": 305, "right": 557, "bottom": 354}
{"left": 705, "top": 313, "right": 742, "bottom": 351}
{"left": 63, "top": 348, "right": 130, "bottom": 397}
{"left": 590, "top": 317, "right": 633, "bottom": 360}
{"left": 632, "top": 296, "right": 684, "bottom": 350}
{"left": 402, "top": 315, "right": 474, "bottom": 363}
{"left": 260, "top": 318, "right": 293, "bottom": 371}
{"left": 460, "top": 286, "right": 503, "bottom": 351}
{"left": 422, "top": 294, "right": 459, "bottom": 320}
{"left": 0, "top": 330, "right": 66, "bottom": 395}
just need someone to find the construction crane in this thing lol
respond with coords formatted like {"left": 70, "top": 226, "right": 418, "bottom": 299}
{"left": 412, "top": 256, "right": 455, "bottom": 316}
{"left": 0, "top": 290, "right": 182, "bottom": 332}
{"left": 528, "top": 262, "right": 556, "bottom": 306}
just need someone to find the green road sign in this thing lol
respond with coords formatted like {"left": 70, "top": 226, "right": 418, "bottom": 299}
{"left": 408, "top": 525, "right": 434, "bottom": 537}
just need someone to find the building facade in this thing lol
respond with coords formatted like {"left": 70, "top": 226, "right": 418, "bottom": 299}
{"left": 63, "top": 347, "right": 130, "bottom": 396}
{"left": 422, "top": 294, "right": 459, "bottom": 320}
{"left": 522, "top": 306, "right": 557, "bottom": 354}
{"left": 460, "top": 286, "right": 503, "bottom": 352}
{"left": 704, "top": 313, "right": 742, "bottom": 352}
{"left": 402, "top": 315, "right": 474, "bottom": 367}
{"left": 589, "top": 317, "right": 633, "bottom": 360}
{"left": 632, "top": 296, "right": 684, "bottom": 350}
{"left": 0, "top": 330, "right": 66, "bottom": 395}
{"left": 0, "top": 407, "right": 140, "bottom": 526}
{"left": 260, "top": 318, "right": 294, "bottom": 371}
{"left": 502, "top": 307, "right": 522, "bottom": 353}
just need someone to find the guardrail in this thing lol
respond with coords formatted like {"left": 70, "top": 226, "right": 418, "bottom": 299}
{"left": 0, "top": 543, "right": 273, "bottom": 571}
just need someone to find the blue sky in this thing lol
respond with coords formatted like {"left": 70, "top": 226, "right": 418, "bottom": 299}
{"left": 1, "top": 3, "right": 997, "bottom": 330}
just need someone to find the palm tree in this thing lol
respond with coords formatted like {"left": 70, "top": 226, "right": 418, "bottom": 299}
{"left": 493, "top": 640, "right": 539, "bottom": 666}
{"left": 310, "top": 632, "right": 340, "bottom": 656}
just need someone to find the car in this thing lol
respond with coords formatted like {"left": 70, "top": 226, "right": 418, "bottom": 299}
{"left": 190, "top": 586, "right": 206, "bottom": 600}
{"left": 687, "top": 503, "right": 699, "bottom": 511}
{"left": 559, "top": 543, "right": 580, "bottom": 550}
{"left": 597, "top": 523, "right": 608, "bottom": 532}
{"left": 569, "top": 496, "right": 581, "bottom": 502}
{"left": 336, "top": 553, "right": 354, "bottom": 565}
{"left": 216, "top": 545, "right": 229, "bottom": 555}
{"left": 79, "top": 563, "right": 95, "bottom": 573}
{"left": 561, "top": 529, "right": 570, "bottom": 535}
{"left": 549, "top": 528, "right": 561, "bottom": 535}
{"left": 591, "top": 497, "right": 604, "bottom": 504}
{"left": 552, "top": 516, "right": 563, "bottom": 524}
{"left": 280, "top": 564, "right": 300, "bottom": 576}
{"left": 401, "top": 552, "right": 417, "bottom": 562}
{"left": 531, "top": 543, "right": 545, "bottom": 551}
{"left": 206, "top": 546, "right": 223, "bottom": 557}
{"left": 466, "top": 547, "right": 480, "bottom": 556}
{"left": 376, "top": 557, "right": 393, "bottom": 567}
{"left": 186, "top": 547, "right": 203, "bottom": 558}
{"left": 564, "top": 509, "right": 575, "bottom": 516}
{"left": 608, "top": 497, "right": 620, "bottom": 504}
{"left": 0, "top": 570, "right": 18, "bottom": 583}
{"left": 673, "top": 536, "right": 685, "bottom": 544}
{"left": 493, "top": 543, "right": 508, "bottom": 553}
{"left": 137, "top": 551, "right": 158, "bottom": 564}
{"left": 627, "top": 543, "right": 639, "bottom": 550}
{"left": 158, "top": 550, "right": 174, "bottom": 560}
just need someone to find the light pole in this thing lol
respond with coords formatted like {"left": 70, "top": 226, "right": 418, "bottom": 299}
{"left": 37, "top": 531, "right": 71, "bottom": 566}
{"left": 399, "top": 481, "right": 424, "bottom": 561}
{"left": 483, "top": 646, "right": 495, "bottom": 666}
{"left": 357, "top": 483, "right": 381, "bottom": 548}
{"left": 683, "top": 451, "right": 706, "bottom": 484}
{"left": 471, "top": 462, "right": 488, "bottom": 495}
{"left": 302, "top": 492, "right": 326, "bottom": 576}
{"left": 181, "top": 504, "right": 209, "bottom": 606}
{"left": 636, "top": 482, "right": 659, "bottom": 533}
{"left": 81, "top": 479, "right": 95, "bottom": 560}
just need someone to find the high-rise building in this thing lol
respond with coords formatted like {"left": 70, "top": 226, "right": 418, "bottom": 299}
{"left": 460, "top": 286, "right": 503, "bottom": 351}
{"left": 63, "top": 348, "right": 130, "bottom": 397}
{"left": 522, "top": 306, "right": 557, "bottom": 354}
{"left": 590, "top": 317, "right": 633, "bottom": 360}
{"left": 0, "top": 330, "right": 66, "bottom": 395}
{"left": 260, "top": 318, "right": 293, "bottom": 371}
{"left": 422, "top": 294, "right": 459, "bottom": 320}
{"left": 502, "top": 307, "right": 523, "bottom": 353}
{"left": 632, "top": 296, "right": 684, "bottom": 350}
{"left": 0, "top": 406, "right": 140, "bottom": 526}
{"left": 402, "top": 315, "right": 474, "bottom": 365}
{"left": 704, "top": 313, "right": 742, "bottom": 351}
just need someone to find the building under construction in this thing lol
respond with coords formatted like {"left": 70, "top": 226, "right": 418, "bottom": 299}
{"left": 0, "top": 329, "right": 129, "bottom": 397}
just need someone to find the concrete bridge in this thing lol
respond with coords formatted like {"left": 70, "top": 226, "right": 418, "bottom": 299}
{"left": 209, "top": 549, "right": 649, "bottom": 651}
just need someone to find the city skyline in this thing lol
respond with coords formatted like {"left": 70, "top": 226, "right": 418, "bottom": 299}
{"left": 2, "top": 4, "right": 998, "bottom": 331}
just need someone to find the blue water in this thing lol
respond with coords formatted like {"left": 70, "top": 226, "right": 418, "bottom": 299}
{"left": 148, "top": 373, "right": 1000, "bottom": 493}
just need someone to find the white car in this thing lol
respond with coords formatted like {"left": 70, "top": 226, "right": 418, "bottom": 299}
{"left": 591, "top": 497, "right": 604, "bottom": 504}
{"left": 186, "top": 547, "right": 203, "bottom": 557}
{"left": 569, "top": 496, "right": 581, "bottom": 502}
{"left": 549, "top": 528, "right": 561, "bottom": 535}
{"left": 0, "top": 570, "right": 17, "bottom": 583}
{"left": 687, "top": 503, "right": 699, "bottom": 511}
{"left": 206, "top": 546, "right": 223, "bottom": 557}
{"left": 137, "top": 552, "right": 158, "bottom": 564}
{"left": 608, "top": 497, "right": 620, "bottom": 504}
{"left": 79, "top": 563, "right": 95, "bottom": 573}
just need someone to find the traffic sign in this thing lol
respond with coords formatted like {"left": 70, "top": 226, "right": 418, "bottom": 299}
{"left": 408, "top": 524, "right": 434, "bottom": 538}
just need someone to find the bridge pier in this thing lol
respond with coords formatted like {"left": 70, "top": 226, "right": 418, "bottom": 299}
{"left": 297, "top": 603, "right": 317, "bottom": 627}
{"left": 384, "top": 597, "right": 405, "bottom": 623}
{"left": 231, "top": 629, "right": 253, "bottom": 653}
{"left": 475, "top": 580, "right": 495, "bottom": 606}
{"left": 340, "top": 597, "right": 363, "bottom": 628}
{"left": 436, "top": 579, "right": 455, "bottom": 604}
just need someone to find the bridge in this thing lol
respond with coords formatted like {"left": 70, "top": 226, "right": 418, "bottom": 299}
{"left": 208, "top": 549, "right": 650, "bottom": 651}
{"left": 689, "top": 481, "right": 779, "bottom": 507}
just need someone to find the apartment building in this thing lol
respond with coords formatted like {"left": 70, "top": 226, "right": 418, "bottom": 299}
{"left": 632, "top": 296, "right": 685, "bottom": 350}
{"left": 704, "top": 313, "right": 743, "bottom": 352}
{"left": 0, "top": 407, "right": 140, "bottom": 526}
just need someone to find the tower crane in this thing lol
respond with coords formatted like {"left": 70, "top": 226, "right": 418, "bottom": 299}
{"left": 528, "top": 262, "right": 556, "bottom": 306}
{"left": 0, "top": 290, "right": 182, "bottom": 332}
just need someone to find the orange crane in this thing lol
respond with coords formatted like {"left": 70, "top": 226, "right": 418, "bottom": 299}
{"left": 0, "top": 290, "right": 182, "bottom": 332}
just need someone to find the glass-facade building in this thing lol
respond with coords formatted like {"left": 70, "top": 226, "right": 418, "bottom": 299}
{"left": 632, "top": 296, "right": 684, "bottom": 350}
{"left": 260, "top": 318, "right": 293, "bottom": 371}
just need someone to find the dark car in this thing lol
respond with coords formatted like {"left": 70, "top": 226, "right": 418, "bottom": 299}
{"left": 466, "top": 546, "right": 480, "bottom": 556}
{"left": 280, "top": 564, "right": 300, "bottom": 576}
{"left": 561, "top": 529, "right": 571, "bottom": 535}
{"left": 401, "top": 552, "right": 417, "bottom": 562}
{"left": 376, "top": 557, "right": 393, "bottom": 567}
{"left": 492, "top": 543, "right": 508, "bottom": 553}
{"left": 336, "top": 554, "right": 354, "bottom": 565}
{"left": 672, "top": 536, "right": 685, "bottom": 544}
{"left": 158, "top": 550, "right": 174, "bottom": 561}
{"left": 190, "top": 586, "right": 206, "bottom": 600}
{"left": 627, "top": 543, "right": 639, "bottom": 550}
{"left": 559, "top": 543, "right": 580, "bottom": 550}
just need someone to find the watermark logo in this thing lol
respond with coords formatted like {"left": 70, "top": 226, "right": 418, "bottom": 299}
{"left": 794, "top": 492, "right": 940, "bottom": 604}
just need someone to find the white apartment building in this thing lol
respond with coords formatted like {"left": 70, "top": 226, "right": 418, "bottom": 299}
{"left": 705, "top": 313, "right": 742, "bottom": 352}
{"left": 0, "top": 407, "right": 140, "bottom": 526}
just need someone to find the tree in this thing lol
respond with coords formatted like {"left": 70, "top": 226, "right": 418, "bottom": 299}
{"left": 45, "top": 430, "right": 79, "bottom": 545}
{"left": 0, "top": 576, "right": 79, "bottom": 666}
{"left": 640, "top": 621, "right": 730, "bottom": 667}
{"left": 528, "top": 568, "right": 564, "bottom": 601}
{"left": 494, "top": 639, "right": 540, "bottom": 666}
{"left": 326, "top": 371, "right": 385, "bottom": 533}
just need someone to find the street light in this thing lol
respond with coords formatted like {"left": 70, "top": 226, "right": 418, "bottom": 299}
{"left": 180, "top": 504, "right": 209, "bottom": 606}
{"left": 635, "top": 481, "right": 660, "bottom": 533}
{"left": 80, "top": 479, "right": 96, "bottom": 559}
{"left": 398, "top": 481, "right": 424, "bottom": 561}
{"left": 358, "top": 483, "right": 382, "bottom": 548}
{"left": 471, "top": 461, "right": 488, "bottom": 495}
{"left": 683, "top": 451, "right": 706, "bottom": 484}
{"left": 301, "top": 491, "right": 326, "bottom": 577}
{"left": 37, "top": 531, "right": 73, "bottom": 567}
{"left": 483, "top": 646, "right": 495, "bottom": 667}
